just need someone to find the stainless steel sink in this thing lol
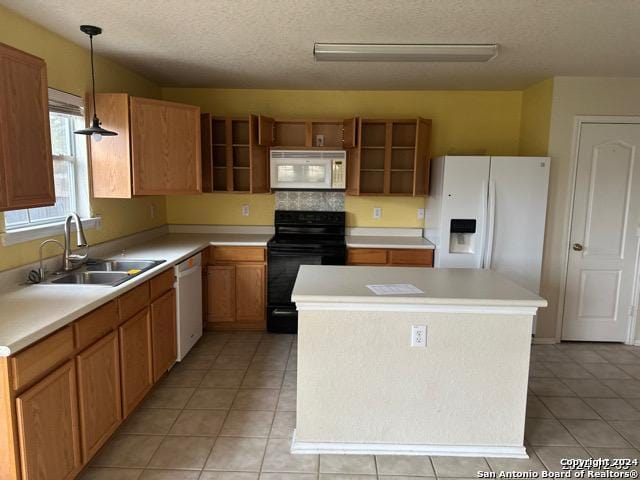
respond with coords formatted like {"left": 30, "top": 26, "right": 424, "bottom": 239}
{"left": 85, "top": 260, "right": 162, "bottom": 272}
{"left": 51, "top": 271, "right": 131, "bottom": 286}
{"left": 42, "top": 259, "right": 165, "bottom": 286}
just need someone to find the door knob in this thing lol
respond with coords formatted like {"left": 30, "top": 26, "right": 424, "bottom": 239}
{"left": 573, "top": 243, "right": 583, "bottom": 251}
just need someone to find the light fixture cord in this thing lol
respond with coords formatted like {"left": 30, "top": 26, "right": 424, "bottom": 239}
{"left": 89, "top": 34, "right": 97, "bottom": 120}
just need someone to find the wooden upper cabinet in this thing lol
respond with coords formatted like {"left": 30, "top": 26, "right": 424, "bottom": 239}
{"left": 351, "top": 117, "right": 432, "bottom": 197}
{"left": 0, "top": 42, "right": 54, "bottom": 212}
{"left": 89, "top": 94, "right": 201, "bottom": 197}
{"left": 258, "top": 115, "right": 275, "bottom": 146}
{"left": 343, "top": 117, "right": 358, "bottom": 148}
{"left": 201, "top": 115, "right": 269, "bottom": 193}
{"left": 88, "top": 94, "right": 133, "bottom": 198}
{"left": 15, "top": 361, "right": 81, "bottom": 480}
{"left": 130, "top": 97, "right": 201, "bottom": 195}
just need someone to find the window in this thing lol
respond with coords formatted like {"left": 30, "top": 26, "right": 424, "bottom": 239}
{"left": 4, "top": 89, "right": 91, "bottom": 231}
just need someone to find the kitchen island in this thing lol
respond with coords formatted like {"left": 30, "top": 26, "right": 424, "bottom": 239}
{"left": 291, "top": 265, "right": 547, "bottom": 458}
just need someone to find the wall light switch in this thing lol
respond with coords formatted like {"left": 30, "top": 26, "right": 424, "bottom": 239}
{"left": 242, "top": 204, "right": 250, "bottom": 217}
{"left": 149, "top": 204, "right": 156, "bottom": 219}
{"left": 411, "top": 325, "right": 427, "bottom": 347}
{"left": 417, "top": 208, "right": 425, "bottom": 220}
{"left": 373, "top": 207, "right": 382, "bottom": 220}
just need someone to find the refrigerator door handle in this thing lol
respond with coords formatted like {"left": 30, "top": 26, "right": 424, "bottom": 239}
{"left": 479, "top": 180, "right": 488, "bottom": 268}
{"left": 484, "top": 179, "right": 497, "bottom": 270}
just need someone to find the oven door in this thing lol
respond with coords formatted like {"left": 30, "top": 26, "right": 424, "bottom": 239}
{"left": 270, "top": 158, "right": 332, "bottom": 190}
{"left": 267, "top": 246, "right": 345, "bottom": 306}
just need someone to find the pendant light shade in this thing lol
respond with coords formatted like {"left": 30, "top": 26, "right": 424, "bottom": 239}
{"left": 74, "top": 25, "right": 117, "bottom": 140}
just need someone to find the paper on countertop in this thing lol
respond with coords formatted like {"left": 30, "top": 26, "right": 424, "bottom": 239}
{"left": 366, "top": 284, "right": 424, "bottom": 295}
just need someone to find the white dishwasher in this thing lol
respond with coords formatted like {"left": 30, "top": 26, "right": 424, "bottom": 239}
{"left": 175, "top": 253, "right": 203, "bottom": 361}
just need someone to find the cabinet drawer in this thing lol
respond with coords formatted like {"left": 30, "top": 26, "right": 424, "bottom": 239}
{"left": 347, "top": 248, "right": 388, "bottom": 265}
{"left": 150, "top": 269, "right": 174, "bottom": 300}
{"left": 118, "top": 282, "right": 150, "bottom": 320}
{"left": 212, "top": 246, "right": 265, "bottom": 263}
{"left": 389, "top": 249, "right": 433, "bottom": 266}
{"left": 74, "top": 301, "right": 119, "bottom": 351}
{"left": 11, "top": 326, "right": 74, "bottom": 391}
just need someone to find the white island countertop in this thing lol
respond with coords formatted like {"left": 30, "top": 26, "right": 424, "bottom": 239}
{"left": 292, "top": 265, "right": 547, "bottom": 309}
{"left": 0, "top": 232, "right": 272, "bottom": 356}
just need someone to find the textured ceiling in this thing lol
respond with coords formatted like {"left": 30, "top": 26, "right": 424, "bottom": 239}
{"left": 2, "top": 0, "right": 640, "bottom": 90}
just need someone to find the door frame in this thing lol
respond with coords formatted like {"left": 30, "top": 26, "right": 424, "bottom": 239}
{"left": 556, "top": 115, "right": 640, "bottom": 345}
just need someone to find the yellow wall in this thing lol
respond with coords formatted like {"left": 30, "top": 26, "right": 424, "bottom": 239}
{"left": 162, "top": 88, "right": 523, "bottom": 227}
{"left": 0, "top": 5, "right": 165, "bottom": 271}
{"left": 519, "top": 79, "right": 554, "bottom": 156}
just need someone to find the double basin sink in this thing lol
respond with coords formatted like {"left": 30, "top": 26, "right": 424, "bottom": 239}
{"left": 45, "top": 259, "right": 165, "bottom": 286}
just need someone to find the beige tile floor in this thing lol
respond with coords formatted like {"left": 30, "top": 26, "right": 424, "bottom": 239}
{"left": 81, "top": 334, "right": 640, "bottom": 479}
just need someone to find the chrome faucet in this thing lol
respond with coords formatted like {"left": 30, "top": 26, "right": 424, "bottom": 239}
{"left": 62, "top": 213, "right": 89, "bottom": 271}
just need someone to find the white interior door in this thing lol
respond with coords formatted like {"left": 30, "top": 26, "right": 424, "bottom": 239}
{"left": 562, "top": 123, "right": 640, "bottom": 342}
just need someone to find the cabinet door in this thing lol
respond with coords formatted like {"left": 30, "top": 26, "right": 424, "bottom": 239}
{"left": 151, "top": 289, "right": 177, "bottom": 382}
{"left": 119, "top": 308, "right": 153, "bottom": 417}
{"left": 207, "top": 265, "right": 235, "bottom": 322}
{"left": 89, "top": 93, "right": 132, "bottom": 198}
{"left": 258, "top": 115, "right": 275, "bottom": 146}
{"left": 235, "top": 264, "right": 265, "bottom": 323}
{"left": 130, "top": 97, "right": 201, "bottom": 195}
{"left": 0, "top": 43, "right": 54, "bottom": 211}
{"left": 16, "top": 361, "right": 81, "bottom": 480}
{"left": 76, "top": 331, "right": 122, "bottom": 460}
{"left": 343, "top": 117, "right": 358, "bottom": 148}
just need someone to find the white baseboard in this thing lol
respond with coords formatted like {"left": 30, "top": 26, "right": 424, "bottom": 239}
{"left": 290, "top": 430, "right": 528, "bottom": 459}
{"left": 532, "top": 337, "right": 558, "bottom": 345}
{"left": 633, "top": 340, "right": 640, "bottom": 347}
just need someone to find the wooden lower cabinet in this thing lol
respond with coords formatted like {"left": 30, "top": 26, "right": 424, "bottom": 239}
{"left": 347, "top": 247, "right": 434, "bottom": 267}
{"left": 119, "top": 308, "right": 153, "bottom": 416}
{"left": 206, "top": 246, "right": 266, "bottom": 330}
{"left": 76, "top": 331, "right": 122, "bottom": 460}
{"left": 207, "top": 265, "right": 236, "bottom": 323}
{"left": 15, "top": 361, "right": 81, "bottom": 480}
{"left": 151, "top": 289, "right": 177, "bottom": 382}
{"left": 236, "top": 264, "right": 266, "bottom": 323}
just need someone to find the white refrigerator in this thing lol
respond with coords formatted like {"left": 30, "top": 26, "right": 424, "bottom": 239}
{"left": 424, "top": 156, "right": 550, "bottom": 296}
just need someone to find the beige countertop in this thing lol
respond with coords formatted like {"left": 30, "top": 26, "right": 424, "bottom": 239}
{"left": 345, "top": 236, "right": 435, "bottom": 249}
{"left": 0, "top": 232, "right": 271, "bottom": 356}
{"left": 292, "top": 265, "right": 547, "bottom": 308}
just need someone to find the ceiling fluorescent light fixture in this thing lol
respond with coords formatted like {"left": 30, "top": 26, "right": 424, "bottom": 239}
{"left": 313, "top": 43, "right": 498, "bottom": 62}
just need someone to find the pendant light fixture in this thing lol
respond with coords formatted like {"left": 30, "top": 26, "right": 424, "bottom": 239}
{"left": 74, "top": 25, "right": 117, "bottom": 141}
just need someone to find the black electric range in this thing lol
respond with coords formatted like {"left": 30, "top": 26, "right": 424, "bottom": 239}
{"left": 267, "top": 210, "right": 346, "bottom": 333}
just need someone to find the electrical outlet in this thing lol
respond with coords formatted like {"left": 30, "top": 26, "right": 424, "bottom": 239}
{"left": 417, "top": 208, "right": 425, "bottom": 220}
{"left": 373, "top": 207, "right": 382, "bottom": 220}
{"left": 242, "top": 204, "right": 250, "bottom": 217}
{"left": 411, "top": 325, "right": 427, "bottom": 347}
{"left": 315, "top": 134, "right": 325, "bottom": 147}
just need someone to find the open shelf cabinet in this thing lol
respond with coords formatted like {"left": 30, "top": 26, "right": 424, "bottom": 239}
{"left": 201, "top": 114, "right": 269, "bottom": 193}
{"left": 347, "top": 117, "right": 431, "bottom": 196}
{"left": 257, "top": 116, "right": 357, "bottom": 149}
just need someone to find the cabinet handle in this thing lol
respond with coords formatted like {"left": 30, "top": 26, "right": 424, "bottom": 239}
{"left": 572, "top": 243, "right": 584, "bottom": 251}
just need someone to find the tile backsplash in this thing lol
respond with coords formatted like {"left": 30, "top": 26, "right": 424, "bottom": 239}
{"left": 275, "top": 191, "right": 345, "bottom": 211}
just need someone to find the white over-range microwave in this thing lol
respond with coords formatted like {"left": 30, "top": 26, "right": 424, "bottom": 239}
{"left": 270, "top": 150, "right": 346, "bottom": 190}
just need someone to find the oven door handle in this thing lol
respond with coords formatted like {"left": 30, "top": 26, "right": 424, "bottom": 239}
{"left": 271, "top": 309, "right": 298, "bottom": 317}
